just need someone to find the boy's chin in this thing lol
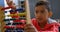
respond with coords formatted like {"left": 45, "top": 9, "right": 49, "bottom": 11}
{"left": 38, "top": 20, "right": 46, "bottom": 23}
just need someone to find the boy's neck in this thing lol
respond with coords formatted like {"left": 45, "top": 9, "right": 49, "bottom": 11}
{"left": 38, "top": 20, "right": 48, "bottom": 28}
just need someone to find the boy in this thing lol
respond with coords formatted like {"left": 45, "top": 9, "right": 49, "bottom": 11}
{"left": 24, "top": 1, "right": 60, "bottom": 32}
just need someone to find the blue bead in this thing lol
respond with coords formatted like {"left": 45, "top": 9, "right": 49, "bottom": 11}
{"left": 5, "top": 11, "right": 7, "bottom": 13}
{"left": 16, "top": 8, "right": 25, "bottom": 12}
{"left": 4, "top": 19, "right": 10, "bottom": 21}
{"left": 13, "top": 30, "right": 17, "bottom": 32}
{"left": 6, "top": 23, "right": 11, "bottom": 25}
{"left": 17, "top": 30, "right": 24, "bottom": 32}
{"left": 19, "top": 17, "right": 26, "bottom": 20}
{"left": 5, "top": 8, "right": 25, "bottom": 13}
{"left": 4, "top": 18, "right": 16, "bottom": 21}
{"left": 5, "top": 30, "right": 11, "bottom": 32}
{"left": 21, "top": 1, "right": 24, "bottom": 4}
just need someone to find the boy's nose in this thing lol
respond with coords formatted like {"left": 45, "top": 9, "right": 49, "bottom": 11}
{"left": 37, "top": 13, "right": 42, "bottom": 17}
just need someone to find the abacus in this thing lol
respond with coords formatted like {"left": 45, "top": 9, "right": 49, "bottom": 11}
{"left": 0, "top": 0, "right": 31, "bottom": 32}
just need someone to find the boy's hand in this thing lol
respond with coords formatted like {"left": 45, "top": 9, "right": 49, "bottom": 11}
{"left": 6, "top": 0, "right": 13, "bottom": 6}
{"left": 6, "top": 0, "right": 16, "bottom": 10}
{"left": 24, "top": 24, "right": 38, "bottom": 32}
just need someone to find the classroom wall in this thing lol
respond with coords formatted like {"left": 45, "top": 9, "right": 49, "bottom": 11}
{"left": 0, "top": 0, "right": 4, "bottom": 6}
{"left": 49, "top": 0, "right": 60, "bottom": 19}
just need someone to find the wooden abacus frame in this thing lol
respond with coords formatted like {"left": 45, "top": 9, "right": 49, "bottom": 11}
{"left": 0, "top": 6, "right": 6, "bottom": 32}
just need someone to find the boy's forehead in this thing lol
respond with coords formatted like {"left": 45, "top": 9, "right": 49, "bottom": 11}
{"left": 35, "top": 6, "right": 46, "bottom": 10}
{"left": 35, "top": 5, "right": 46, "bottom": 8}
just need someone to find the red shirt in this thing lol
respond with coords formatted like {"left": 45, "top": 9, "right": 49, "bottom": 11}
{"left": 32, "top": 18, "right": 60, "bottom": 32}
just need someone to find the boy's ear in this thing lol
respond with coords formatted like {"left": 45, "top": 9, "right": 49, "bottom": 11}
{"left": 48, "top": 11, "right": 53, "bottom": 18}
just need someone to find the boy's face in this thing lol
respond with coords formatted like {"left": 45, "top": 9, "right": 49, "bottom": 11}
{"left": 35, "top": 5, "right": 50, "bottom": 23}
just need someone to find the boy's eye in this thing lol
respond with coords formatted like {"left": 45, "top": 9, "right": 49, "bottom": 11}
{"left": 35, "top": 10, "right": 45, "bottom": 14}
{"left": 41, "top": 11, "right": 44, "bottom": 13}
{"left": 36, "top": 11, "right": 38, "bottom": 13}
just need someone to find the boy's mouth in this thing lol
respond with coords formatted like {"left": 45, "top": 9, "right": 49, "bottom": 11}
{"left": 37, "top": 18, "right": 43, "bottom": 21}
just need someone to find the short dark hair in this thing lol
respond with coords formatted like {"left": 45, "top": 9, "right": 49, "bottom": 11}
{"left": 35, "top": 1, "right": 51, "bottom": 12}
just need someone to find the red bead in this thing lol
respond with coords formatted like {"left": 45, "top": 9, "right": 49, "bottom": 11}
{"left": 13, "top": 19, "right": 21, "bottom": 22}
{"left": 16, "top": 25, "right": 25, "bottom": 28}
{"left": 12, "top": 16, "right": 20, "bottom": 18}
{"left": 4, "top": 26, "right": 15, "bottom": 28}
{"left": 11, "top": 16, "right": 20, "bottom": 22}
{"left": 1, "top": 6, "right": 12, "bottom": 10}
{"left": 20, "top": 20, "right": 26, "bottom": 24}
{"left": 10, "top": 11, "right": 17, "bottom": 14}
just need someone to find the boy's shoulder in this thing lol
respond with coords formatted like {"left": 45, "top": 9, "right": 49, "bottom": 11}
{"left": 31, "top": 18, "right": 57, "bottom": 23}
{"left": 48, "top": 18, "right": 57, "bottom": 24}
{"left": 48, "top": 18, "right": 60, "bottom": 26}
{"left": 32, "top": 18, "right": 57, "bottom": 23}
